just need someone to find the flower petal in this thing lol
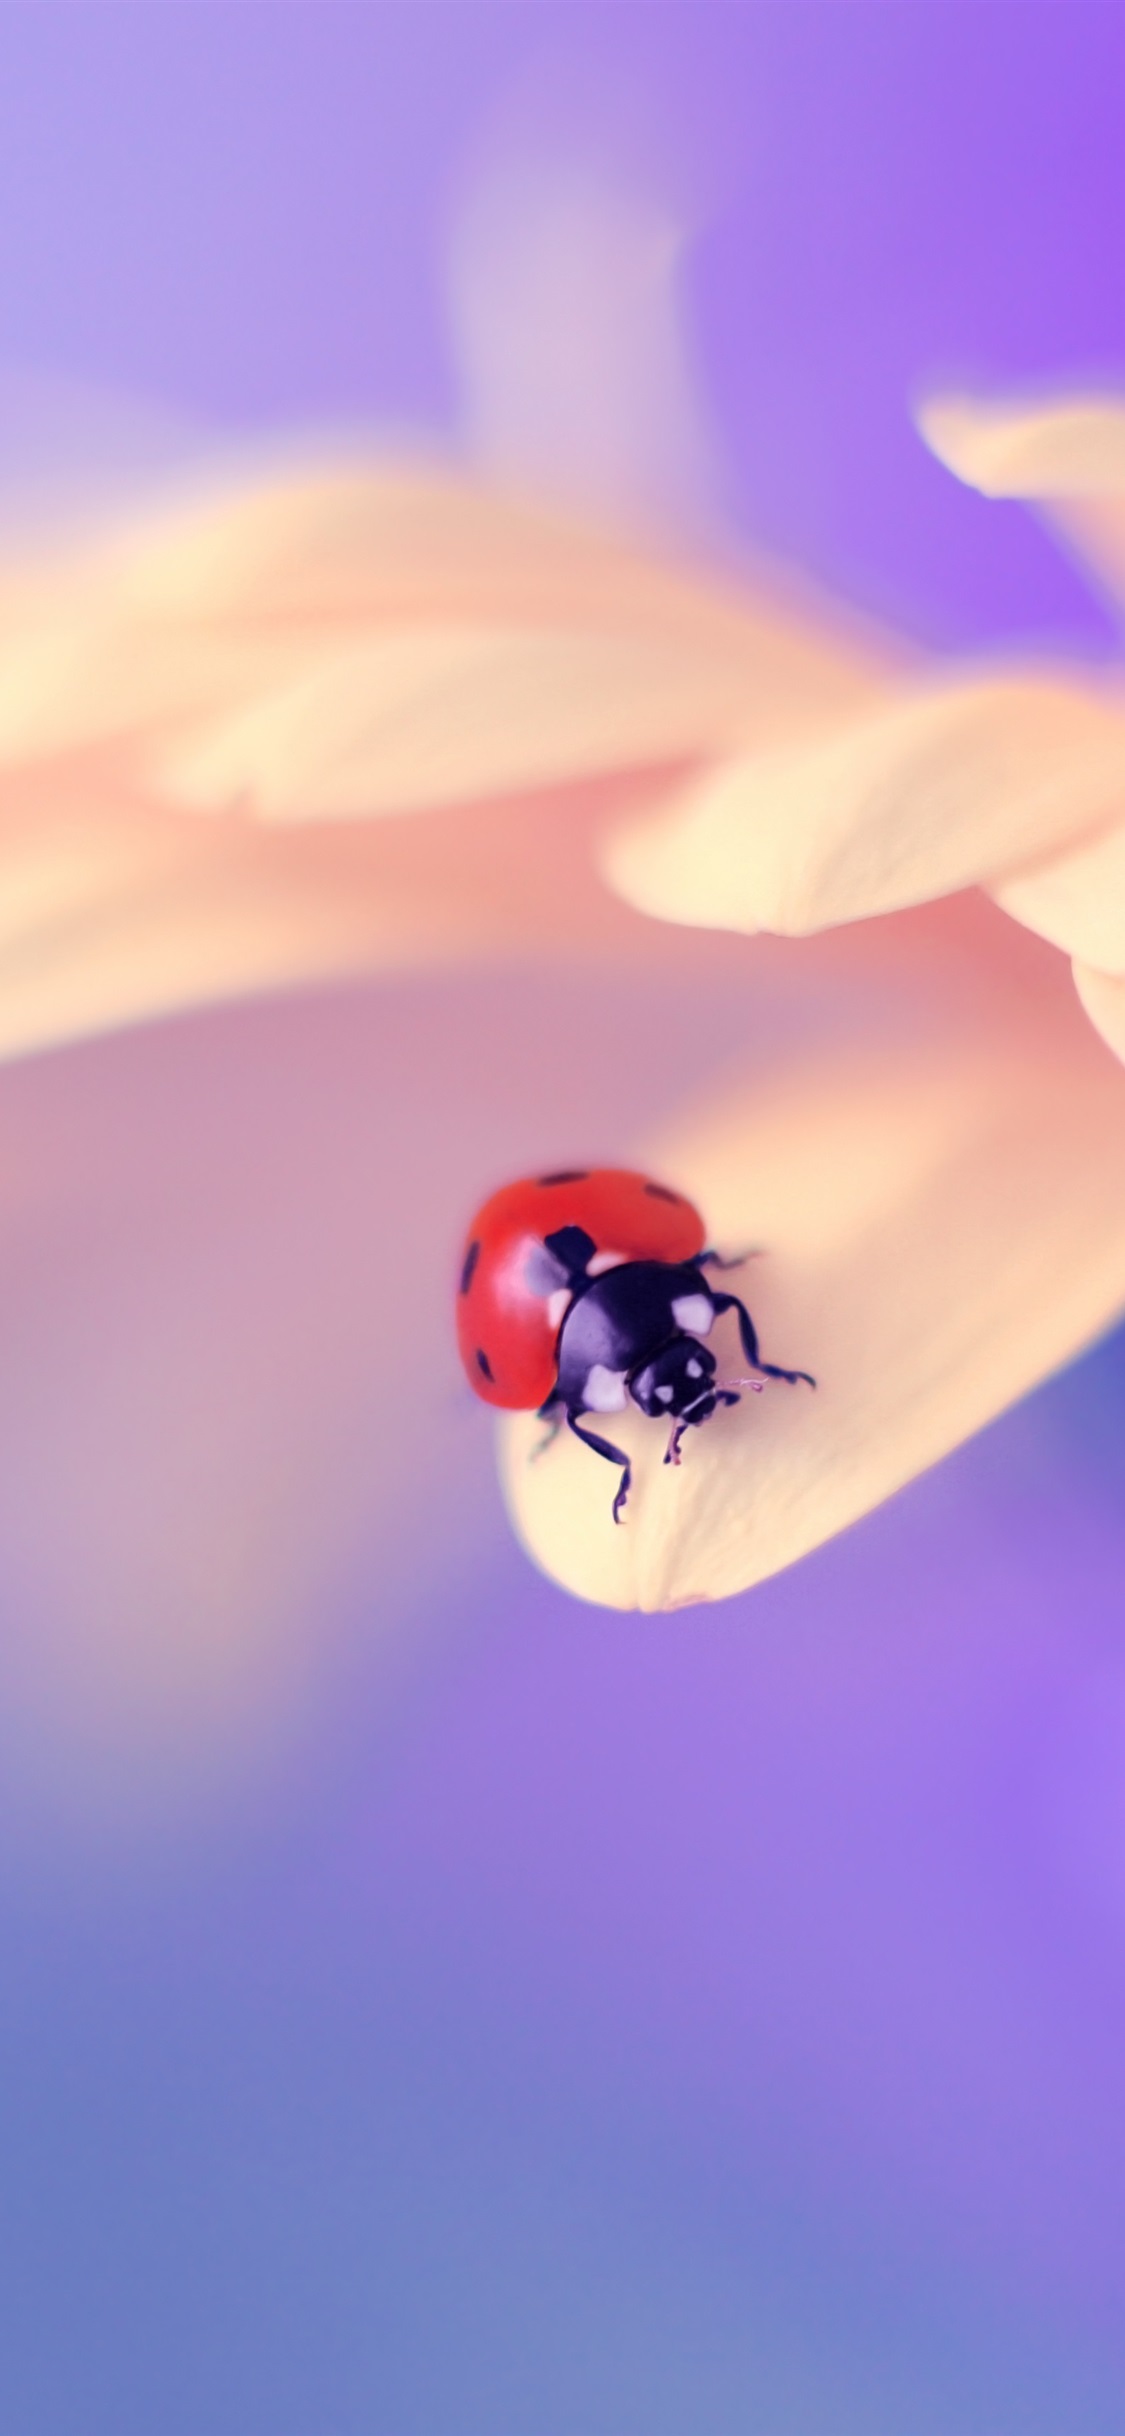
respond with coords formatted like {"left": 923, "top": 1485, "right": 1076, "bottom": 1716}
{"left": 919, "top": 389, "right": 1125, "bottom": 617}
{"left": 1073, "top": 961, "right": 1125, "bottom": 1065}
{"left": 0, "top": 458, "right": 883, "bottom": 795}
{"left": 135, "top": 486, "right": 888, "bottom": 821}
{"left": 448, "top": 117, "right": 723, "bottom": 537}
{"left": 0, "top": 979, "right": 501, "bottom": 1795}
{"left": 501, "top": 899, "right": 1125, "bottom": 1610}
{"left": 995, "top": 817, "right": 1125, "bottom": 973}
{"left": 148, "top": 625, "right": 792, "bottom": 824}
{"left": 919, "top": 391, "right": 1125, "bottom": 499}
{"left": 0, "top": 757, "right": 723, "bottom": 1063}
{"left": 0, "top": 449, "right": 893, "bottom": 1057}
{"left": 601, "top": 674, "right": 1125, "bottom": 936}
{"left": 0, "top": 763, "right": 451, "bottom": 1063}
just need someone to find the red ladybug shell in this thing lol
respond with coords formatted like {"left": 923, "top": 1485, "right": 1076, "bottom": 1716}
{"left": 456, "top": 1167, "right": 706, "bottom": 1411}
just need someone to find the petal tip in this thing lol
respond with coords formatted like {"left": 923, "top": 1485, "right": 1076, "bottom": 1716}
{"left": 919, "top": 387, "right": 1125, "bottom": 500}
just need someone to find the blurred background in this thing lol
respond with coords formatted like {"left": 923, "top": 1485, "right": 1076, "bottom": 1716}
{"left": 4, "top": 7, "right": 1125, "bottom": 2429}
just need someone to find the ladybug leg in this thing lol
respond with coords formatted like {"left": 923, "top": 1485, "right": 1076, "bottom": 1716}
{"left": 665, "top": 1385, "right": 742, "bottom": 1469}
{"left": 710, "top": 1292, "right": 816, "bottom": 1389}
{"left": 697, "top": 1248, "right": 761, "bottom": 1272}
{"left": 567, "top": 1412, "right": 632, "bottom": 1523}
{"left": 665, "top": 1416, "right": 689, "bottom": 1468}
{"left": 530, "top": 1406, "right": 564, "bottom": 1463}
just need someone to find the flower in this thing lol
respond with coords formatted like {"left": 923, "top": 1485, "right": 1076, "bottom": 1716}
{"left": 0, "top": 433, "right": 913, "bottom": 1780}
{"left": 6, "top": 388, "right": 1125, "bottom": 1676}
{"left": 9, "top": 90, "right": 1125, "bottom": 1730}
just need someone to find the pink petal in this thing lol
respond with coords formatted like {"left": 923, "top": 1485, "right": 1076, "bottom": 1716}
{"left": 1074, "top": 961, "right": 1125, "bottom": 1064}
{"left": 0, "top": 935, "right": 809, "bottom": 1803}
{"left": 0, "top": 754, "right": 806, "bottom": 1064}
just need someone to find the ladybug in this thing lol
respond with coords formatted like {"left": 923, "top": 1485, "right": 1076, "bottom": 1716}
{"left": 456, "top": 1167, "right": 814, "bottom": 1522}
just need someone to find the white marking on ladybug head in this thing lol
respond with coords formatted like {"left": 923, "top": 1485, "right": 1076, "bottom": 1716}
{"left": 686, "top": 1358, "right": 702, "bottom": 1378}
{"left": 546, "top": 1287, "right": 571, "bottom": 1333}
{"left": 583, "top": 1363, "right": 629, "bottom": 1413}
{"left": 671, "top": 1293, "right": 713, "bottom": 1337}
{"left": 586, "top": 1248, "right": 627, "bottom": 1277}
{"left": 655, "top": 1384, "right": 674, "bottom": 1404}
{"left": 524, "top": 1240, "right": 570, "bottom": 1296}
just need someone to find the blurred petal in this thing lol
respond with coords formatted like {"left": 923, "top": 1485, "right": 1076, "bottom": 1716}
{"left": 0, "top": 443, "right": 891, "bottom": 1057}
{"left": 0, "top": 981, "right": 497, "bottom": 1800}
{"left": 0, "top": 759, "right": 730, "bottom": 1064}
{"left": 0, "top": 766, "right": 401, "bottom": 1062}
{"left": 0, "top": 459, "right": 882, "bottom": 788}
{"left": 602, "top": 674, "right": 1125, "bottom": 936}
{"left": 125, "top": 462, "right": 886, "bottom": 818}
{"left": 919, "top": 391, "right": 1125, "bottom": 498}
{"left": 1074, "top": 961, "right": 1125, "bottom": 1065}
{"left": 151, "top": 624, "right": 790, "bottom": 824}
{"left": 996, "top": 816, "right": 1125, "bottom": 972}
{"left": 0, "top": 368, "right": 212, "bottom": 547}
{"left": 920, "top": 388, "right": 1125, "bottom": 616}
{"left": 448, "top": 112, "right": 722, "bottom": 538}
{"left": 502, "top": 900, "right": 1125, "bottom": 1610}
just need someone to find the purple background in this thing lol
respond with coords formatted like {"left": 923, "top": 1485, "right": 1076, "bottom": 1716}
{"left": 4, "top": 8, "right": 1125, "bottom": 2430}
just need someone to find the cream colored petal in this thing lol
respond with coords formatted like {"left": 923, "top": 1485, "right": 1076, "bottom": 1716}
{"left": 0, "top": 451, "right": 894, "bottom": 1059}
{"left": 919, "top": 389, "right": 1125, "bottom": 618}
{"left": 502, "top": 900, "right": 1125, "bottom": 1610}
{"left": 602, "top": 674, "right": 1125, "bottom": 936}
{"left": 0, "top": 752, "right": 790, "bottom": 1064}
{"left": 0, "top": 765, "right": 436, "bottom": 1064}
{"left": 919, "top": 391, "right": 1125, "bottom": 498}
{"left": 0, "top": 601, "right": 282, "bottom": 765}
{"left": 149, "top": 625, "right": 807, "bottom": 823}
{"left": 1073, "top": 961, "right": 1125, "bottom": 1064}
{"left": 0, "top": 453, "right": 889, "bottom": 811}
{"left": 994, "top": 816, "right": 1125, "bottom": 971}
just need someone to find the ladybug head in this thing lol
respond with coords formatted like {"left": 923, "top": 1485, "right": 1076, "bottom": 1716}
{"left": 629, "top": 1335, "right": 718, "bottom": 1425}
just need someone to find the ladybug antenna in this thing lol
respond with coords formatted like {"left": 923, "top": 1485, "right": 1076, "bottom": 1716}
{"left": 716, "top": 1374, "right": 766, "bottom": 1395}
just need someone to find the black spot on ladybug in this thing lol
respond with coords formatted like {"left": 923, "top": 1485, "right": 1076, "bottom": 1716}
{"left": 644, "top": 1182, "right": 680, "bottom": 1203}
{"left": 476, "top": 1347, "right": 494, "bottom": 1381}
{"left": 460, "top": 1239, "right": 481, "bottom": 1295}
{"left": 537, "top": 1170, "right": 589, "bottom": 1186}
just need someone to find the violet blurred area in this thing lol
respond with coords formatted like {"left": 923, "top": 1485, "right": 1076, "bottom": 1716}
{"left": 4, "top": 6, "right": 1125, "bottom": 2432}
